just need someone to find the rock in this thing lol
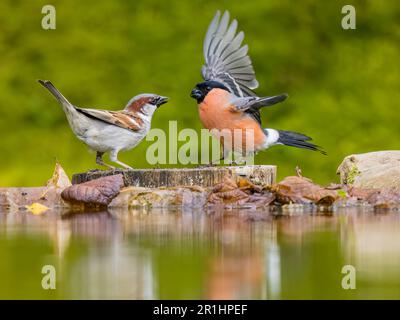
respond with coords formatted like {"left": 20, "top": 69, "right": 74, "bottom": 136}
{"left": 61, "top": 174, "right": 124, "bottom": 206}
{"left": 366, "top": 190, "right": 400, "bottom": 209}
{"left": 0, "top": 187, "right": 66, "bottom": 209}
{"left": 71, "top": 165, "right": 276, "bottom": 188}
{"left": 0, "top": 162, "right": 71, "bottom": 210}
{"left": 337, "top": 151, "right": 400, "bottom": 191}
{"left": 109, "top": 186, "right": 208, "bottom": 208}
{"left": 344, "top": 186, "right": 400, "bottom": 209}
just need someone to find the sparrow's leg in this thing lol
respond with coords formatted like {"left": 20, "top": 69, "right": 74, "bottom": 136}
{"left": 96, "top": 151, "right": 115, "bottom": 169}
{"left": 110, "top": 150, "right": 133, "bottom": 170}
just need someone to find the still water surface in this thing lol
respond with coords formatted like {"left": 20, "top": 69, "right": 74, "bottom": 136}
{"left": 0, "top": 208, "right": 399, "bottom": 299}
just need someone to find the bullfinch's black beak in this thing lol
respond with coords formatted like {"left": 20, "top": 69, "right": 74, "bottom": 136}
{"left": 190, "top": 89, "right": 203, "bottom": 100}
{"left": 156, "top": 96, "right": 169, "bottom": 107}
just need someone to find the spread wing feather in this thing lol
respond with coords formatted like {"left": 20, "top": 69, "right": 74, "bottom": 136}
{"left": 202, "top": 10, "right": 259, "bottom": 98}
{"left": 230, "top": 94, "right": 288, "bottom": 124}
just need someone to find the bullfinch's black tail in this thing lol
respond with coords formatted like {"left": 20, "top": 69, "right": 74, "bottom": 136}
{"left": 277, "top": 130, "right": 326, "bottom": 155}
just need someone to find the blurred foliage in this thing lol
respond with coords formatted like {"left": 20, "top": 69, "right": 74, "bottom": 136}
{"left": 0, "top": 0, "right": 399, "bottom": 186}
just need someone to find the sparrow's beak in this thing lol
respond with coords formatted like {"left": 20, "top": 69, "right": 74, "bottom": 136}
{"left": 156, "top": 96, "right": 169, "bottom": 107}
{"left": 190, "top": 88, "right": 203, "bottom": 100}
{"left": 263, "top": 93, "right": 289, "bottom": 106}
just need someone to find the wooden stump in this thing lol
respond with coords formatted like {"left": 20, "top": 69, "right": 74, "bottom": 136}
{"left": 72, "top": 166, "right": 276, "bottom": 188}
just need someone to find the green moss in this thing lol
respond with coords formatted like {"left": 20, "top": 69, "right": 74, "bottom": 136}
{"left": 346, "top": 166, "right": 360, "bottom": 185}
{"left": 337, "top": 189, "right": 347, "bottom": 198}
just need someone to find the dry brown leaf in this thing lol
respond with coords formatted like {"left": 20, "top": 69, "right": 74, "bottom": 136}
{"left": 272, "top": 176, "right": 339, "bottom": 205}
{"left": 61, "top": 174, "right": 124, "bottom": 206}
{"left": 46, "top": 162, "right": 71, "bottom": 189}
{"left": 40, "top": 162, "right": 71, "bottom": 200}
{"left": 208, "top": 177, "right": 275, "bottom": 207}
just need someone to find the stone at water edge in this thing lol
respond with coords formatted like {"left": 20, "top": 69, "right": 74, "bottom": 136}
{"left": 337, "top": 151, "right": 400, "bottom": 191}
{"left": 0, "top": 162, "right": 72, "bottom": 209}
{"left": 72, "top": 165, "right": 276, "bottom": 188}
{"left": 108, "top": 186, "right": 208, "bottom": 208}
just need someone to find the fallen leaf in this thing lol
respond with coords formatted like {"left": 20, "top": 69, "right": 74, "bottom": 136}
{"left": 61, "top": 174, "right": 124, "bottom": 206}
{"left": 271, "top": 176, "right": 339, "bottom": 205}
{"left": 237, "top": 177, "right": 263, "bottom": 192}
{"left": 46, "top": 162, "right": 71, "bottom": 189}
{"left": 237, "top": 192, "right": 275, "bottom": 207}
{"left": 25, "top": 202, "right": 49, "bottom": 215}
{"left": 208, "top": 177, "right": 275, "bottom": 207}
{"left": 40, "top": 162, "right": 72, "bottom": 200}
{"left": 208, "top": 188, "right": 249, "bottom": 204}
{"left": 211, "top": 178, "right": 238, "bottom": 193}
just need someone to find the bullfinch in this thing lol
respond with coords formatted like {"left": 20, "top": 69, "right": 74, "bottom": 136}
{"left": 190, "top": 11, "right": 325, "bottom": 162}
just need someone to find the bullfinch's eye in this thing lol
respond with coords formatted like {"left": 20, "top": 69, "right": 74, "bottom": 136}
{"left": 206, "top": 86, "right": 211, "bottom": 91}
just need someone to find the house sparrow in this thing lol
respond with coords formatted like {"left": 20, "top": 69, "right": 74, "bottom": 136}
{"left": 38, "top": 80, "right": 168, "bottom": 169}
{"left": 190, "top": 11, "right": 325, "bottom": 162}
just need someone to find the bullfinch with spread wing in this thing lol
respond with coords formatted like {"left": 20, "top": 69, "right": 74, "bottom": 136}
{"left": 190, "top": 11, "right": 325, "bottom": 162}
{"left": 38, "top": 80, "right": 168, "bottom": 169}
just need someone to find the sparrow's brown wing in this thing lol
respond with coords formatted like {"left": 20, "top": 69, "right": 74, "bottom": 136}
{"left": 202, "top": 10, "right": 259, "bottom": 98}
{"left": 76, "top": 108, "right": 142, "bottom": 132}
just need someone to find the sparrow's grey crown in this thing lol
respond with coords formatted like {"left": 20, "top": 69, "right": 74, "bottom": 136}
{"left": 201, "top": 10, "right": 259, "bottom": 98}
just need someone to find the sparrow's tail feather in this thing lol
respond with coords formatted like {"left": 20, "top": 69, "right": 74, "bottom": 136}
{"left": 38, "top": 80, "right": 73, "bottom": 108}
{"left": 264, "top": 129, "right": 326, "bottom": 154}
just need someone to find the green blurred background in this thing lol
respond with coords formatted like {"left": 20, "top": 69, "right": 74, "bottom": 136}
{"left": 0, "top": 0, "right": 399, "bottom": 186}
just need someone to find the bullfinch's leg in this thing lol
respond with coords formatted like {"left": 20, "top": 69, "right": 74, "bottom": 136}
{"left": 209, "top": 156, "right": 225, "bottom": 166}
{"left": 209, "top": 146, "right": 229, "bottom": 165}
{"left": 217, "top": 147, "right": 232, "bottom": 165}
{"left": 226, "top": 159, "right": 239, "bottom": 165}
{"left": 197, "top": 160, "right": 221, "bottom": 168}
{"left": 197, "top": 146, "right": 231, "bottom": 167}
{"left": 110, "top": 150, "right": 133, "bottom": 170}
{"left": 96, "top": 151, "right": 115, "bottom": 170}
{"left": 225, "top": 150, "right": 250, "bottom": 166}
{"left": 197, "top": 156, "right": 225, "bottom": 168}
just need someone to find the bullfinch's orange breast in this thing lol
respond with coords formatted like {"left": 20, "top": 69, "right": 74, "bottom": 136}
{"left": 198, "top": 89, "right": 231, "bottom": 130}
{"left": 198, "top": 88, "right": 267, "bottom": 152}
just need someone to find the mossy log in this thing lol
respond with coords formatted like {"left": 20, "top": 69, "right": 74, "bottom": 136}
{"left": 72, "top": 166, "right": 276, "bottom": 188}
